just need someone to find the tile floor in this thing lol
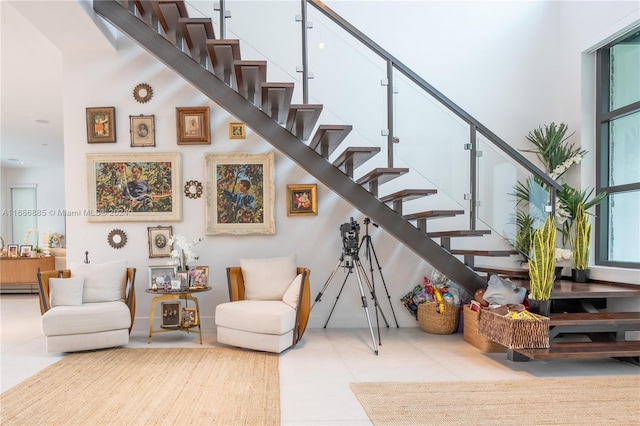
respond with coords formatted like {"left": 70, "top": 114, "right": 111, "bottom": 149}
{"left": 2, "top": 294, "right": 638, "bottom": 425}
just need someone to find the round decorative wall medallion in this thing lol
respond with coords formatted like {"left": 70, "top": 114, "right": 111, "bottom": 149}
{"left": 133, "top": 83, "right": 153, "bottom": 103}
{"left": 107, "top": 229, "right": 127, "bottom": 249}
{"left": 184, "top": 180, "right": 203, "bottom": 199}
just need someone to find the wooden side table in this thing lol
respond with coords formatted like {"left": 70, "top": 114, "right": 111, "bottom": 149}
{"left": 145, "top": 286, "right": 211, "bottom": 344}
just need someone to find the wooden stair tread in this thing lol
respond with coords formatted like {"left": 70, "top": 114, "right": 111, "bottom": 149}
{"left": 206, "top": 39, "right": 241, "bottom": 85}
{"left": 380, "top": 189, "right": 437, "bottom": 203}
{"left": 261, "top": 82, "right": 294, "bottom": 124}
{"left": 132, "top": 0, "right": 158, "bottom": 27}
{"left": 332, "top": 147, "right": 380, "bottom": 175}
{"left": 549, "top": 312, "right": 640, "bottom": 326}
{"left": 514, "top": 340, "right": 640, "bottom": 360}
{"left": 233, "top": 60, "right": 268, "bottom": 105}
{"left": 427, "top": 230, "right": 491, "bottom": 238}
{"left": 404, "top": 210, "right": 464, "bottom": 220}
{"left": 450, "top": 249, "right": 518, "bottom": 256}
{"left": 151, "top": 0, "right": 188, "bottom": 46}
{"left": 309, "top": 125, "right": 353, "bottom": 159}
{"left": 474, "top": 265, "right": 529, "bottom": 278}
{"left": 179, "top": 17, "right": 215, "bottom": 66}
{"left": 357, "top": 168, "right": 409, "bottom": 186}
{"left": 286, "top": 104, "right": 323, "bottom": 141}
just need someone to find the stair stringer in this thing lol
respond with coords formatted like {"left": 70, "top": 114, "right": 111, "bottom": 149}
{"left": 93, "top": 0, "right": 487, "bottom": 295}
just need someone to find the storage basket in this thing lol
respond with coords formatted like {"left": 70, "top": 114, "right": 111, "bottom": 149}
{"left": 418, "top": 302, "right": 459, "bottom": 334}
{"left": 478, "top": 308, "right": 550, "bottom": 349}
{"left": 462, "top": 305, "right": 507, "bottom": 353}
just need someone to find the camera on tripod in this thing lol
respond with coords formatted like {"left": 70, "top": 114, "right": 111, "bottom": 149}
{"left": 340, "top": 217, "right": 360, "bottom": 256}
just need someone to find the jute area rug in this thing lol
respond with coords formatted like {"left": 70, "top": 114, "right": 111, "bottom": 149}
{"left": 351, "top": 375, "right": 640, "bottom": 425}
{"left": 1, "top": 347, "right": 279, "bottom": 425}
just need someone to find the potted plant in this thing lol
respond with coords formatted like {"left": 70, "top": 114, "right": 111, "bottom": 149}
{"left": 569, "top": 203, "right": 590, "bottom": 282}
{"left": 32, "top": 246, "right": 43, "bottom": 258}
{"left": 527, "top": 215, "right": 556, "bottom": 316}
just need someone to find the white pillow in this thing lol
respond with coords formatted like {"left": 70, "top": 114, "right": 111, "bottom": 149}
{"left": 70, "top": 260, "right": 127, "bottom": 303}
{"left": 240, "top": 255, "right": 297, "bottom": 300}
{"left": 49, "top": 276, "right": 84, "bottom": 307}
{"left": 282, "top": 274, "right": 303, "bottom": 309}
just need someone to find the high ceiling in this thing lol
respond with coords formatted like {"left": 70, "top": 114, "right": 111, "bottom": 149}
{"left": 1, "top": 1, "right": 114, "bottom": 170}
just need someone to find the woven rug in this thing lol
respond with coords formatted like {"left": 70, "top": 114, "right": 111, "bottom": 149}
{"left": 351, "top": 375, "right": 640, "bottom": 425}
{"left": 1, "top": 347, "right": 279, "bottom": 425}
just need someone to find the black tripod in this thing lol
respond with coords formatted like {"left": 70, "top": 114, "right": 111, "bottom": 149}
{"left": 359, "top": 218, "right": 399, "bottom": 328}
{"left": 312, "top": 249, "right": 380, "bottom": 355}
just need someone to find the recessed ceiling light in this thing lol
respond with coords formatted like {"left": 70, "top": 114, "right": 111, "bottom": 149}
{"left": 8, "top": 158, "right": 19, "bottom": 162}
{"left": 42, "top": 143, "right": 48, "bottom": 147}
{"left": 35, "top": 119, "right": 49, "bottom": 124}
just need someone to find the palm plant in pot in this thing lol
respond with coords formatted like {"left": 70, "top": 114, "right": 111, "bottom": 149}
{"left": 569, "top": 203, "right": 590, "bottom": 282}
{"left": 527, "top": 215, "right": 556, "bottom": 316}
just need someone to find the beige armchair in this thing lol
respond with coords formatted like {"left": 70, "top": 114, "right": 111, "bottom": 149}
{"left": 215, "top": 255, "right": 310, "bottom": 353}
{"left": 37, "top": 261, "right": 136, "bottom": 353}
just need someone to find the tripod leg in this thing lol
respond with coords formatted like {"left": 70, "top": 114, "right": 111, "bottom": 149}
{"left": 323, "top": 270, "right": 351, "bottom": 328}
{"left": 311, "top": 257, "right": 344, "bottom": 312}
{"left": 356, "top": 260, "right": 390, "bottom": 328}
{"left": 353, "top": 263, "right": 379, "bottom": 355}
{"left": 365, "top": 236, "right": 400, "bottom": 328}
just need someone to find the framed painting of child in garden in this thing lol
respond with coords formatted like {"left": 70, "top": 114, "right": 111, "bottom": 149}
{"left": 86, "top": 153, "right": 182, "bottom": 222}
{"left": 205, "top": 152, "right": 274, "bottom": 235}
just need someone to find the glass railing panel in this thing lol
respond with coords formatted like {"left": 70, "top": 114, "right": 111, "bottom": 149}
{"left": 477, "top": 134, "right": 550, "bottom": 255}
{"left": 393, "top": 71, "right": 470, "bottom": 209}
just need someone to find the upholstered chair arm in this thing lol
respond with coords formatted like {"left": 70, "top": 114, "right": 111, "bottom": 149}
{"left": 294, "top": 267, "right": 311, "bottom": 344}
{"left": 125, "top": 267, "right": 136, "bottom": 333}
{"left": 36, "top": 269, "right": 70, "bottom": 315}
{"left": 226, "top": 267, "right": 246, "bottom": 301}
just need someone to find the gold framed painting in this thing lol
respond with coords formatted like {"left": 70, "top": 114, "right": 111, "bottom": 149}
{"left": 229, "top": 123, "right": 246, "bottom": 139}
{"left": 130, "top": 114, "right": 155, "bottom": 147}
{"left": 176, "top": 107, "right": 210, "bottom": 145}
{"left": 286, "top": 184, "right": 318, "bottom": 216}
{"left": 86, "top": 107, "right": 116, "bottom": 143}
{"left": 147, "top": 225, "right": 173, "bottom": 258}
{"left": 204, "top": 152, "right": 275, "bottom": 235}
{"left": 86, "top": 152, "right": 182, "bottom": 222}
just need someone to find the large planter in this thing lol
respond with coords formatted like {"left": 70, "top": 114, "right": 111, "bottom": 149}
{"left": 528, "top": 298, "right": 551, "bottom": 317}
{"left": 571, "top": 268, "right": 590, "bottom": 283}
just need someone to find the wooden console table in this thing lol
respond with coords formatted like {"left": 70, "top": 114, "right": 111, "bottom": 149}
{"left": 0, "top": 257, "right": 55, "bottom": 293}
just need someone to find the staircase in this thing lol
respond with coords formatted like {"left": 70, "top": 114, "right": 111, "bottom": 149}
{"left": 94, "top": 0, "right": 507, "bottom": 296}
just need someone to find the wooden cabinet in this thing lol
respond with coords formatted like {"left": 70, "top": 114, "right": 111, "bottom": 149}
{"left": 0, "top": 257, "right": 55, "bottom": 292}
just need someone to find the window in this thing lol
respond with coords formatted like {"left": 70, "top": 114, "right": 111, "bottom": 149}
{"left": 596, "top": 30, "right": 640, "bottom": 268}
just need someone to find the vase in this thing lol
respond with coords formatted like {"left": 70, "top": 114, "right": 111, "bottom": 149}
{"left": 554, "top": 266, "right": 563, "bottom": 281}
{"left": 571, "top": 268, "right": 589, "bottom": 283}
{"left": 528, "top": 298, "right": 551, "bottom": 317}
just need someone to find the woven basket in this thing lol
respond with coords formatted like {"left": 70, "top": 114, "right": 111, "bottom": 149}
{"left": 478, "top": 308, "right": 549, "bottom": 349}
{"left": 418, "top": 302, "right": 459, "bottom": 334}
{"left": 462, "top": 305, "right": 507, "bottom": 353}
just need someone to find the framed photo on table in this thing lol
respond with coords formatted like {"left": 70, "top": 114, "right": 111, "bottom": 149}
{"left": 148, "top": 266, "right": 177, "bottom": 289}
{"left": 86, "top": 152, "right": 182, "bottom": 222}
{"left": 161, "top": 302, "right": 181, "bottom": 328}
{"left": 286, "top": 184, "right": 318, "bottom": 216}
{"left": 130, "top": 115, "right": 155, "bottom": 147}
{"left": 182, "top": 308, "right": 198, "bottom": 327}
{"left": 191, "top": 266, "right": 209, "bottom": 287}
{"left": 147, "top": 226, "right": 173, "bottom": 258}
{"left": 204, "top": 152, "right": 275, "bottom": 235}
{"left": 19, "top": 245, "right": 33, "bottom": 256}
{"left": 86, "top": 107, "right": 116, "bottom": 143}
{"left": 7, "top": 244, "right": 19, "bottom": 258}
{"left": 176, "top": 107, "right": 210, "bottom": 145}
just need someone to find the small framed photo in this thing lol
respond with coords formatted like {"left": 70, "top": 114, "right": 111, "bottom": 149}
{"left": 19, "top": 245, "right": 33, "bottom": 257}
{"left": 176, "top": 271, "right": 189, "bottom": 288}
{"left": 86, "top": 107, "right": 116, "bottom": 143}
{"left": 286, "top": 184, "right": 318, "bottom": 216}
{"left": 147, "top": 226, "right": 173, "bottom": 258}
{"left": 7, "top": 244, "right": 19, "bottom": 258}
{"left": 176, "top": 106, "right": 210, "bottom": 145}
{"left": 161, "top": 302, "right": 181, "bottom": 328}
{"left": 229, "top": 122, "right": 246, "bottom": 139}
{"left": 182, "top": 307, "right": 198, "bottom": 327}
{"left": 130, "top": 114, "right": 155, "bottom": 147}
{"left": 148, "top": 265, "right": 177, "bottom": 289}
{"left": 191, "top": 266, "right": 209, "bottom": 288}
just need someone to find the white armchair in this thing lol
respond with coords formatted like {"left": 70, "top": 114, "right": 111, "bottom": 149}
{"left": 37, "top": 260, "right": 136, "bottom": 353}
{"left": 215, "top": 255, "right": 311, "bottom": 353}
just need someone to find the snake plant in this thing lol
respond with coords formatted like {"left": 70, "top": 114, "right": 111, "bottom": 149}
{"left": 528, "top": 215, "right": 556, "bottom": 301}
{"left": 570, "top": 203, "right": 590, "bottom": 270}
